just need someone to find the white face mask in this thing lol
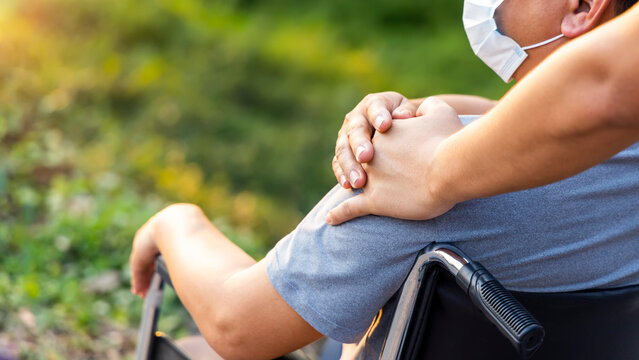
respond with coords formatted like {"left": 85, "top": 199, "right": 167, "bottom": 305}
{"left": 463, "top": 0, "right": 564, "bottom": 82}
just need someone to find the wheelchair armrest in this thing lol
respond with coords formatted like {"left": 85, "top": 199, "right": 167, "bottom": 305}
{"left": 135, "top": 255, "right": 175, "bottom": 360}
{"left": 155, "top": 255, "right": 173, "bottom": 289}
{"left": 457, "top": 261, "right": 544, "bottom": 359}
{"left": 382, "top": 243, "right": 544, "bottom": 360}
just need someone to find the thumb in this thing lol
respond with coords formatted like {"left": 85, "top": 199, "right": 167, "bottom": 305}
{"left": 326, "top": 195, "right": 371, "bottom": 226}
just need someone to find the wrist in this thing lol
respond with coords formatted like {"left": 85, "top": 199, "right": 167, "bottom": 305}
{"left": 425, "top": 140, "right": 468, "bottom": 208}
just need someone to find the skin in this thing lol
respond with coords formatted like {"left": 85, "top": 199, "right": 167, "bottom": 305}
{"left": 130, "top": 0, "right": 639, "bottom": 357}
{"left": 333, "top": 93, "right": 497, "bottom": 189}
{"left": 496, "top": 0, "right": 572, "bottom": 79}
{"left": 331, "top": 0, "right": 617, "bottom": 191}
{"left": 130, "top": 204, "right": 322, "bottom": 360}
{"left": 327, "top": 0, "right": 639, "bottom": 225}
{"left": 331, "top": 97, "right": 465, "bottom": 222}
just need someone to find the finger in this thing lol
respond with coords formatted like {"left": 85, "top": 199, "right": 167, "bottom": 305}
{"left": 346, "top": 113, "right": 374, "bottom": 163}
{"left": 416, "top": 96, "right": 452, "bottom": 117}
{"left": 325, "top": 194, "right": 371, "bottom": 225}
{"left": 365, "top": 98, "right": 393, "bottom": 133}
{"left": 391, "top": 97, "right": 418, "bottom": 119}
{"left": 332, "top": 156, "right": 352, "bottom": 189}
{"left": 335, "top": 133, "right": 367, "bottom": 189}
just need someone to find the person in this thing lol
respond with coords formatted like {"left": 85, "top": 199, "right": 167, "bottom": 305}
{"left": 327, "top": 0, "right": 639, "bottom": 225}
{"left": 129, "top": 0, "right": 639, "bottom": 359}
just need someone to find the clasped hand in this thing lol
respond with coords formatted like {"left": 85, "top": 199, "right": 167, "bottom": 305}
{"left": 326, "top": 95, "right": 464, "bottom": 225}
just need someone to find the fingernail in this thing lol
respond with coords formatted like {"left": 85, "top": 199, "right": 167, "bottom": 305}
{"left": 356, "top": 146, "right": 366, "bottom": 162}
{"left": 374, "top": 115, "right": 386, "bottom": 130}
{"left": 349, "top": 170, "right": 359, "bottom": 186}
{"left": 340, "top": 175, "right": 348, "bottom": 187}
{"left": 325, "top": 214, "right": 334, "bottom": 225}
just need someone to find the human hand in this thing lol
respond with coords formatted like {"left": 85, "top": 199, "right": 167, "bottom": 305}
{"left": 130, "top": 203, "right": 203, "bottom": 297}
{"left": 333, "top": 91, "right": 418, "bottom": 189}
{"left": 326, "top": 97, "right": 464, "bottom": 225}
{"left": 130, "top": 211, "right": 160, "bottom": 298}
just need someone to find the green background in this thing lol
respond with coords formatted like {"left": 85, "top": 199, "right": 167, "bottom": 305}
{"left": 0, "top": 0, "right": 509, "bottom": 358}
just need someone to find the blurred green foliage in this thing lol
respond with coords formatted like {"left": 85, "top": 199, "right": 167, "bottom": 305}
{"left": 0, "top": 0, "right": 509, "bottom": 358}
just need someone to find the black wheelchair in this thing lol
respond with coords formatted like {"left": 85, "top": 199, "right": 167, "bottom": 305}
{"left": 135, "top": 243, "right": 639, "bottom": 359}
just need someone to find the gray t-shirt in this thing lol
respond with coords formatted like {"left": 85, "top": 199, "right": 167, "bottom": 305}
{"left": 264, "top": 118, "right": 639, "bottom": 358}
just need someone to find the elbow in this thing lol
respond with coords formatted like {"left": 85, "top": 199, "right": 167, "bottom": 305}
{"left": 199, "top": 308, "right": 261, "bottom": 360}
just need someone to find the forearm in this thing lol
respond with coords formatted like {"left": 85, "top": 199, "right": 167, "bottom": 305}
{"left": 155, "top": 206, "right": 255, "bottom": 303}
{"left": 151, "top": 205, "right": 320, "bottom": 359}
{"left": 410, "top": 94, "right": 497, "bottom": 115}
{"left": 153, "top": 205, "right": 256, "bottom": 340}
{"left": 429, "top": 5, "right": 639, "bottom": 204}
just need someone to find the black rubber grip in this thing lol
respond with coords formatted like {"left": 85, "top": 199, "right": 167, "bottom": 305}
{"left": 457, "top": 262, "right": 544, "bottom": 359}
{"left": 155, "top": 255, "right": 174, "bottom": 289}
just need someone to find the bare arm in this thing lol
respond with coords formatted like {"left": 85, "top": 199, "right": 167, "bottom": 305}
{"left": 130, "top": 204, "right": 321, "bottom": 360}
{"left": 431, "top": 3, "right": 639, "bottom": 205}
{"left": 326, "top": 3, "right": 639, "bottom": 224}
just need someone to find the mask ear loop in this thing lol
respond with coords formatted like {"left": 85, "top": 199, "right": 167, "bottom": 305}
{"left": 521, "top": 34, "right": 565, "bottom": 50}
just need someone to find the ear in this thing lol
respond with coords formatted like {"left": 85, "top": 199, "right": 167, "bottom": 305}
{"left": 561, "top": 0, "right": 614, "bottom": 38}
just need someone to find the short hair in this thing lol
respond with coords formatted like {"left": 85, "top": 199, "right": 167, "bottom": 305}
{"left": 616, "top": 0, "right": 638, "bottom": 14}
